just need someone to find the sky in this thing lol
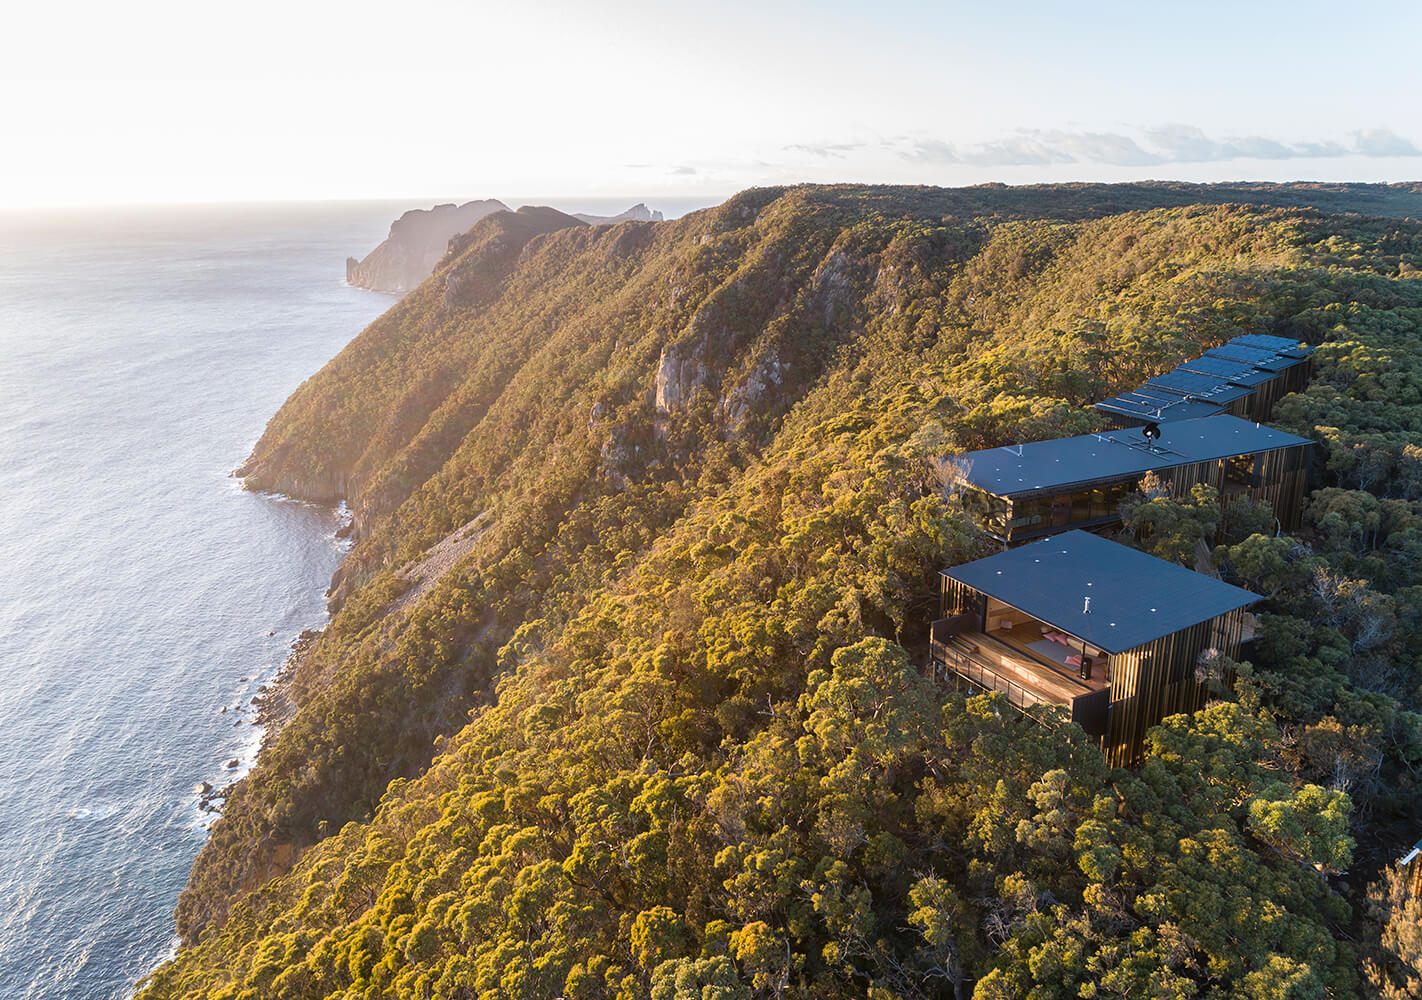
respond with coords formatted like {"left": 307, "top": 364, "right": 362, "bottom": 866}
{"left": 2, "top": 0, "right": 1419, "bottom": 208}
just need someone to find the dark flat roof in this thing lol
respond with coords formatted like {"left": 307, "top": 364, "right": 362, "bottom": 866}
{"left": 1207, "top": 342, "right": 1278, "bottom": 364}
{"left": 942, "top": 530, "right": 1258, "bottom": 653}
{"left": 1175, "top": 355, "right": 1276, "bottom": 386}
{"left": 1140, "top": 371, "right": 1254, "bottom": 403}
{"left": 1229, "top": 333, "right": 1313, "bottom": 358}
{"left": 1096, "top": 336, "right": 1313, "bottom": 425}
{"left": 1132, "top": 385, "right": 1194, "bottom": 404}
{"left": 1095, "top": 393, "right": 1226, "bottom": 423}
{"left": 1204, "top": 345, "right": 1301, "bottom": 372}
{"left": 953, "top": 414, "right": 1312, "bottom": 498}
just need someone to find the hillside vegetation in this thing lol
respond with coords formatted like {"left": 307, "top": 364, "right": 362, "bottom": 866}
{"left": 145, "top": 183, "right": 1422, "bottom": 1000}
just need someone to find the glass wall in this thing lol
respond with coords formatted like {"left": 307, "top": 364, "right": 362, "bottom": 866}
{"left": 1223, "top": 453, "right": 1257, "bottom": 493}
{"left": 963, "top": 488, "right": 1010, "bottom": 538}
{"left": 1004, "top": 480, "right": 1136, "bottom": 540}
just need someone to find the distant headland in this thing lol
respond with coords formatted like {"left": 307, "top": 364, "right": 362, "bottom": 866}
{"left": 345, "top": 199, "right": 665, "bottom": 294}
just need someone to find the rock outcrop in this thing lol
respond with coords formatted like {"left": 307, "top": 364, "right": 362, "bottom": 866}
{"left": 348, "top": 201, "right": 663, "bottom": 296}
{"left": 654, "top": 336, "right": 710, "bottom": 414}
{"left": 346, "top": 199, "right": 509, "bottom": 294}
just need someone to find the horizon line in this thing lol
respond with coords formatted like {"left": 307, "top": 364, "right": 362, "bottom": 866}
{"left": 3, "top": 177, "right": 1422, "bottom": 215}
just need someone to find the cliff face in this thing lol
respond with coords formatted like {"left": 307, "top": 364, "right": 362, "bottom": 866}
{"left": 238, "top": 204, "right": 587, "bottom": 517}
{"left": 149, "top": 183, "right": 1422, "bottom": 998}
{"left": 344, "top": 198, "right": 509, "bottom": 294}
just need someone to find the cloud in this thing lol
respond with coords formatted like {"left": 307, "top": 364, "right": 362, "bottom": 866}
{"left": 960, "top": 135, "right": 1075, "bottom": 166}
{"left": 1353, "top": 127, "right": 1421, "bottom": 157}
{"left": 1144, "top": 125, "right": 1339, "bottom": 163}
{"left": 904, "top": 129, "right": 1165, "bottom": 167}
{"left": 1047, "top": 131, "right": 1162, "bottom": 166}
{"left": 1144, "top": 124, "right": 1228, "bottom": 162}
{"left": 1293, "top": 140, "right": 1349, "bottom": 158}
{"left": 892, "top": 125, "right": 1422, "bottom": 167}
{"left": 1226, "top": 135, "right": 1295, "bottom": 160}
{"left": 784, "top": 141, "right": 867, "bottom": 159}
{"left": 902, "top": 139, "right": 960, "bottom": 164}
{"left": 671, "top": 165, "right": 698, "bottom": 176}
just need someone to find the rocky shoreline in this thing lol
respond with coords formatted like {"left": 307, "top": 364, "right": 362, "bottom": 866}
{"left": 193, "top": 488, "right": 352, "bottom": 824}
{"left": 194, "top": 626, "right": 324, "bottom": 820}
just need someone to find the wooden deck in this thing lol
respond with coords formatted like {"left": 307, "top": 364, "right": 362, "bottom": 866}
{"left": 930, "top": 624, "right": 1110, "bottom": 736}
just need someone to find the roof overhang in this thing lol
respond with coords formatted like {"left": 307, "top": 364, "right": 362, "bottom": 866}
{"left": 942, "top": 530, "right": 1259, "bottom": 653}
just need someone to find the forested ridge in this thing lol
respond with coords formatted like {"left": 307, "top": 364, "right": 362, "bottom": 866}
{"left": 143, "top": 183, "right": 1422, "bottom": 999}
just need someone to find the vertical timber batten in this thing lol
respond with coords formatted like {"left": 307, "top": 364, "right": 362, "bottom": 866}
{"left": 959, "top": 436, "right": 1312, "bottom": 546}
{"left": 933, "top": 533, "right": 1259, "bottom": 769}
{"left": 1102, "top": 606, "right": 1245, "bottom": 767}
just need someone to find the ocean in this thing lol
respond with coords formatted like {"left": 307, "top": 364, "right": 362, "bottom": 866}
{"left": 0, "top": 201, "right": 403, "bottom": 999}
{"left": 0, "top": 195, "right": 719, "bottom": 999}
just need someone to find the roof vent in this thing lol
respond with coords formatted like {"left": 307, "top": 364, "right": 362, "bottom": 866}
{"left": 1083, "top": 596, "right": 1091, "bottom": 614}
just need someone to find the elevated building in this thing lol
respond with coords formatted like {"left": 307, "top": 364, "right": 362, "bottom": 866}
{"left": 932, "top": 530, "right": 1258, "bottom": 765}
{"left": 1096, "top": 334, "right": 1314, "bottom": 429}
{"left": 951, "top": 414, "right": 1312, "bottom": 545}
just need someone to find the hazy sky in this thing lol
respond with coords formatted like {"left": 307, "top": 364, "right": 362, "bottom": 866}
{"left": 3, "top": 0, "right": 1419, "bottom": 207}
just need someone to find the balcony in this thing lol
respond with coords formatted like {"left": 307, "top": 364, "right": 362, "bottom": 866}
{"left": 930, "top": 618, "right": 1109, "bottom": 737}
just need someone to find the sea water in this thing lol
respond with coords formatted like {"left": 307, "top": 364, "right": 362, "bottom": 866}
{"left": 0, "top": 194, "right": 720, "bottom": 998}
{"left": 0, "top": 202, "right": 400, "bottom": 999}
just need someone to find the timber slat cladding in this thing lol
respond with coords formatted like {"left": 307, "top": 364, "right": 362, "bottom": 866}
{"left": 932, "top": 533, "right": 1256, "bottom": 768}
{"left": 941, "top": 576, "right": 984, "bottom": 621}
{"left": 1155, "top": 443, "right": 1310, "bottom": 532}
{"left": 950, "top": 421, "right": 1312, "bottom": 545}
{"left": 1102, "top": 609, "right": 1243, "bottom": 766}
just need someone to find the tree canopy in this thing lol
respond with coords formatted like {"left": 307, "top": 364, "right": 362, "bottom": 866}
{"left": 141, "top": 183, "right": 1422, "bottom": 1000}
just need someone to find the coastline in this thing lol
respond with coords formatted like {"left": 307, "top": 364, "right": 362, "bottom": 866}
{"left": 137, "top": 496, "right": 349, "bottom": 993}
{"left": 0, "top": 201, "right": 397, "bottom": 1000}
{"left": 191, "top": 625, "right": 325, "bottom": 826}
{"left": 198, "top": 493, "right": 352, "bottom": 815}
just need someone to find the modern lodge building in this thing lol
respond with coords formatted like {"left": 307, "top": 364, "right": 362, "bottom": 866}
{"left": 952, "top": 414, "right": 1313, "bottom": 545}
{"left": 932, "top": 530, "right": 1259, "bottom": 765}
{"left": 1095, "top": 333, "right": 1314, "bottom": 429}
{"left": 927, "top": 334, "right": 1315, "bottom": 761}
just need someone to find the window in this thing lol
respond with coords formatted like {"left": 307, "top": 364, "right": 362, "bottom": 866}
{"left": 1089, "top": 487, "right": 1111, "bottom": 519}
{"left": 1071, "top": 490, "right": 1092, "bottom": 522}
{"left": 966, "top": 489, "right": 1010, "bottom": 536}
{"left": 1008, "top": 497, "right": 1050, "bottom": 532}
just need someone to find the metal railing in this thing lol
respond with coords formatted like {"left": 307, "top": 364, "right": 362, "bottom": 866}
{"left": 930, "top": 627, "right": 1107, "bottom": 738}
{"left": 930, "top": 635, "right": 1047, "bottom": 714}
